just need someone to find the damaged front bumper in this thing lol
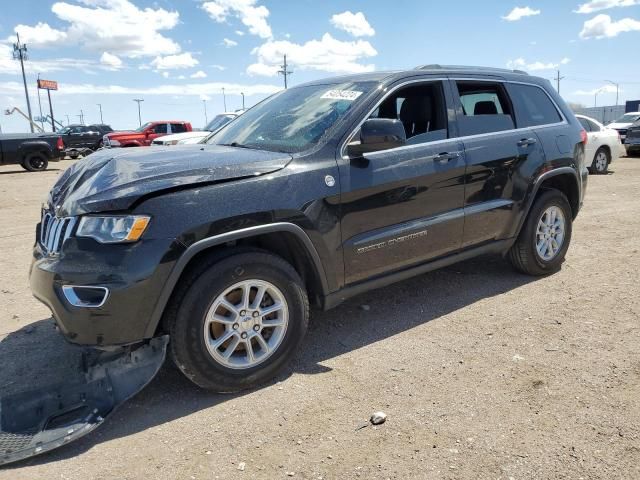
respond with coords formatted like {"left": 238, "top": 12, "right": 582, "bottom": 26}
{"left": 0, "top": 335, "right": 168, "bottom": 466}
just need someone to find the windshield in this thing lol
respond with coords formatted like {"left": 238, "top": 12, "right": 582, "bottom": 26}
{"left": 207, "top": 81, "right": 376, "bottom": 153}
{"left": 135, "top": 122, "right": 152, "bottom": 133}
{"left": 615, "top": 113, "right": 640, "bottom": 123}
{"left": 58, "top": 127, "right": 72, "bottom": 134}
{"left": 205, "top": 114, "right": 235, "bottom": 132}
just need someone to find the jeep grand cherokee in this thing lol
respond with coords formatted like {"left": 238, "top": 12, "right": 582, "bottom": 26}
{"left": 31, "top": 65, "right": 588, "bottom": 393}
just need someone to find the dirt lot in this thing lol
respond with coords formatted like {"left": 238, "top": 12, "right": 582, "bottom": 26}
{"left": 0, "top": 157, "right": 639, "bottom": 480}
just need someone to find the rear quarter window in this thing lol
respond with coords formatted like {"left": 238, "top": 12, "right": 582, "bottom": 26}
{"left": 508, "top": 83, "right": 562, "bottom": 128}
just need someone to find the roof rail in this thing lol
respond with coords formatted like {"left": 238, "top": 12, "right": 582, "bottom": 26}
{"left": 414, "top": 64, "right": 529, "bottom": 75}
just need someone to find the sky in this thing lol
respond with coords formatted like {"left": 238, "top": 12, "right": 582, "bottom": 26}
{"left": 1, "top": 0, "right": 639, "bottom": 133}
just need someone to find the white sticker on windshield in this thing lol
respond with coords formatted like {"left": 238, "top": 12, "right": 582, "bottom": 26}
{"left": 321, "top": 90, "right": 363, "bottom": 101}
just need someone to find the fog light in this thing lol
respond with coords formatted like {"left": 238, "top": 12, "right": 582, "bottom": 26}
{"left": 62, "top": 286, "right": 109, "bottom": 308}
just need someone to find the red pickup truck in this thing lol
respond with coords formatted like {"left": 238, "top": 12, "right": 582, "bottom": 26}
{"left": 103, "top": 121, "right": 192, "bottom": 147}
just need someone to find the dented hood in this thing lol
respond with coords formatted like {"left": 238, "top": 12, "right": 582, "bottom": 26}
{"left": 48, "top": 145, "right": 291, "bottom": 216}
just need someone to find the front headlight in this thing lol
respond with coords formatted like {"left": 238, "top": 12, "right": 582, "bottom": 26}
{"left": 109, "top": 139, "right": 121, "bottom": 147}
{"left": 77, "top": 215, "right": 151, "bottom": 243}
{"left": 169, "top": 140, "right": 179, "bottom": 145}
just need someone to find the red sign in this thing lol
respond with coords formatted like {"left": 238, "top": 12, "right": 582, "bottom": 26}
{"left": 37, "top": 79, "right": 58, "bottom": 90}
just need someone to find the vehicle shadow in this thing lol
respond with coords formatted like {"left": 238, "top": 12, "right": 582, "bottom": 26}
{"left": 0, "top": 254, "right": 537, "bottom": 468}
{"left": 0, "top": 169, "right": 61, "bottom": 175}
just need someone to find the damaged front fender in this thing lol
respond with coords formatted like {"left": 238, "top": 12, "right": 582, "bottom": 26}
{"left": 0, "top": 335, "right": 168, "bottom": 466}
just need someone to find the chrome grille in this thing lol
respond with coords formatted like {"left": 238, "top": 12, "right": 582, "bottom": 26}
{"left": 39, "top": 212, "right": 77, "bottom": 255}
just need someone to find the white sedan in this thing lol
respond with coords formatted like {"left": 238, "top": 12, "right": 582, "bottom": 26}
{"left": 576, "top": 114, "right": 625, "bottom": 175}
{"left": 151, "top": 112, "right": 241, "bottom": 146}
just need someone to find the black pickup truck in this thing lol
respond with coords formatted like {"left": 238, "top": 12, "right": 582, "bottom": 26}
{"left": 0, "top": 133, "right": 65, "bottom": 171}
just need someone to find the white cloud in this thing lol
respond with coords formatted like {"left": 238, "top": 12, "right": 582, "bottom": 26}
{"left": 579, "top": 13, "right": 640, "bottom": 38}
{"left": 507, "top": 57, "right": 570, "bottom": 71}
{"left": 248, "top": 33, "right": 377, "bottom": 77}
{"left": 151, "top": 53, "right": 199, "bottom": 70}
{"left": 575, "top": 84, "right": 619, "bottom": 95}
{"left": 0, "top": 79, "right": 282, "bottom": 98}
{"left": 100, "top": 51, "right": 122, "bottom": 69}
{"left": 8, "top": 22, "right": 68, "bottom": 46}
{"left": 161, "top": 71, "right": 170, "bottom": 78}
{"left": 190, "top": 70, "right": 208, "bottom": 78}
{"left": 575, "top": 0, "right": 640, "bottom": 14}
{"left": 7, "top": 0, "right": 181, "bottom": 58}
{"left": 502, "top": 6, "right": 541, "bottom": 21}
{"left": 330, "top": 11, "right": 375, "bottom": 37}
{"left": 223, "top": 38, "right": 238, "bottom": 47}
{"left": 235, "top": 30, "right": 245, "bottom": 36}
{"left": 211, "top": 64, "right": 227, "bottom": 71}
{"left": 202, "top": 0, "right": 272, "bottom": 39}
{"left": 0, "top": 43, "right": 120, "bottom": 75}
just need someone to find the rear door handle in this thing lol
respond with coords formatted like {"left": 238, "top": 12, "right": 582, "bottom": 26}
{"left": 517, "top": 138, "right": 537, "bottom": 147}
{"left": 434, "top": 152, "right": 460, "bottom": 163}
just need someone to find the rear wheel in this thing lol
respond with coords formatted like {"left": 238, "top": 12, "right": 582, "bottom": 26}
{"left": 591, "top": 147, "right": 609, "bottom": 174}
{"left": 168, "top": 251, "right": 309, "bottom": 392}
{"left": 21, "top": 152, "right": 49, "bottom": 172}
{"left": 509, "top": 189, "right": 573, "bottom": 276}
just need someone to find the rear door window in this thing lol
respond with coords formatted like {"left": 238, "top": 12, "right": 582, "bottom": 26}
{"left": 578, "top": 118, "right": 592, "bottom": 132}
{"left": 171, "top": 123, "right": 187, "bottom": 133}
{"left": 508, "top": 83, "right": 562, "bottom": 127}
{"left": 454, "top": 82, "right": 515, "bottom": 136}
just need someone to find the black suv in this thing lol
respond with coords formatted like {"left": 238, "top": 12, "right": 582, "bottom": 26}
{"left": 58, "top": 123, "right": 113, "bottom": 157}
{"left": 30, "top": 66, "right": 588, "bottom": 392}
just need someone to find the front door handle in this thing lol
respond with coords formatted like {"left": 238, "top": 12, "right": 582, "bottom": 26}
{"left": 434, "top": 152, "right": 460, "bottom": 163}
{"left": 517, "top": 138, "right": 537, "bottom": 147}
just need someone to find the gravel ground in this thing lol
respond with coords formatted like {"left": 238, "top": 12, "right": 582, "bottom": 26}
{"left": 0, "top": 157, "right": 638, "bottom": 479}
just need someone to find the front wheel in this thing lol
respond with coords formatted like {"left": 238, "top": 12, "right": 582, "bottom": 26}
{"left": 168, "top": 251, "right": 309, "bottom": 392}
{"left": 591, "top": 147, "right": 610, "bottom": 174}
{"left": 509, "top": 189, "right": 573, "bottom": 276}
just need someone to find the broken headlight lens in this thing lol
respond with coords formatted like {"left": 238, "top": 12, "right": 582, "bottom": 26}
{"left": 76, "top": 215, "right": 151, "bottom": 243}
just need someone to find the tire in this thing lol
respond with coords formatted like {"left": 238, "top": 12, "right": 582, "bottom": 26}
{"left": 168, "top": 250, "right": 309, "bottom": 392}
{"left": 508, "top": 189, "right": 573, "bottom": 276}
{"left": 21, "top": 152, "right": 49, "bottom": 172}
{"left": 591, "top": 147, "right": 610, "bottom": 174}
{"left": 68, "top": 150, "right": 79, "bottom": 159}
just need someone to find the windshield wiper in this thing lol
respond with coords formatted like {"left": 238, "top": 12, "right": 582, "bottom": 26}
{"left": 218, "top": 142, "right": 256, "bottom": 150}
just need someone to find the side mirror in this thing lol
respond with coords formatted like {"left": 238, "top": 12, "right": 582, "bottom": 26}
{"left": 348, "top": 118, "right": 406, "bottom": 157}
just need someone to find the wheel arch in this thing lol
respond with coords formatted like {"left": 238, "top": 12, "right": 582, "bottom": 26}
{"left": 518, "top": 167, "right": 580, "bottom": 237}
{"left": 145, "top": 222, "right": 329, "bottom": 338}
{"left": 594, "top": 144, "right": 611, "bottom": 163}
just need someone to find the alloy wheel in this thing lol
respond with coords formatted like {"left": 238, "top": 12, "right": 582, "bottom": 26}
{"left": 203, "top": 279, "right": 289, "bottom": 370}
{"left": 535, "top": 206, "right": 566, "bottom": 261}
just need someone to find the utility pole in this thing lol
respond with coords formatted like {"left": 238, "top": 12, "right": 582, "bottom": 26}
{"left": 241, "top": 92, "right": 245, "bottom": 110}
{"left": 97, "top": 103, "right": 103, "bottom": 123}
{"left": 13, "top": 33, "right": 34, "bottom": 132}
{"left": 605, "top": 80, "right": 619, "bottom": 106}
{"left": 65, "top": 114, "right": 70, "bottom": 125}
{"left": 278, "top": 54, "right": 293, "bottom": 89}
{"left": 222, "top": 88, "right": 227, "bottom": 111}
{"left": 36, "top": 73, "right": 45, "bottom": 131}
{"left": 133, "top": 98, "right": 144, "bottom": 127}
{"left": 594, "top": 89, "right": 600, "bottom": 108}
{"left": 203, "top": 99, "right": 208, "bottom": 125}
{"left": 554, "top": 70, "right": 565, "bottom": 95}
{"left": 48, "top": 89, "right": 56, "bottom": 131}
{"left": 79, "top": 109, "right": 84, "bottom": 125}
